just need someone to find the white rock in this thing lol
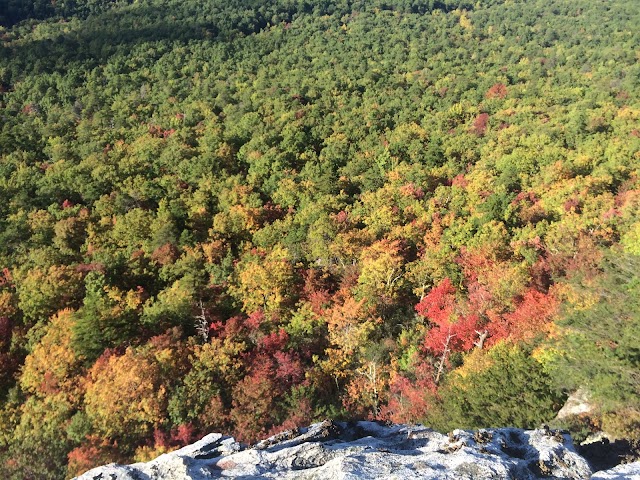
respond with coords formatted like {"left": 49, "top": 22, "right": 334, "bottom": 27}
{"left": 591, "top": 461, "right": 640, "bottom": 480}
{"left": 75, "top": 421, "right": 636, "bottom": 480}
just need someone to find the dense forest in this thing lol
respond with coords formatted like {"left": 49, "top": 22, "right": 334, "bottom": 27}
{"left": 1, "top": 0, "right": 639, "bottom": 477}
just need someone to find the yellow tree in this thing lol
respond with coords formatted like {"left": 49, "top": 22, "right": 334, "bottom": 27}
{"left": 319, "top": 295, "right": 385, "bottom": 417}
{"left": 356, "top": 239, "right": 405, "bottom": 302}
{"left": 84, "top": 346, "right": 170, "bottom": 446}
{"left": 20, "top": 309, "right": 84, "bottom": 403}
{"left": 230, "top": 245, "right": 296, "bottom": 314}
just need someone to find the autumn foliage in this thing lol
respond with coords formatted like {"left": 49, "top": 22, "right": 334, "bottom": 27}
{"left": 1, "top": 0, "right": 640, "bottom": 477}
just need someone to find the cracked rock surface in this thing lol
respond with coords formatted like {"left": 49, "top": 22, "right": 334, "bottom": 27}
{"left": 74, "top": 421, "right": 640, "bottom": 479}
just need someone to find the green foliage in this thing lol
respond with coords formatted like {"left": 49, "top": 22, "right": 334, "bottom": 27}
{"left": 425, "top": 343, "right": 565, "bottom": 431}
{"left": 3, "top": 394, "right": 74, "bottom": 480}
{"left": 167, "top": 339, "right": 244, "bottom": 430}
{"left": 72, "top": 272, "right": 143, "bottom": 362}
{"left": 552, "top": 252, "right": 640, "bottom": 437}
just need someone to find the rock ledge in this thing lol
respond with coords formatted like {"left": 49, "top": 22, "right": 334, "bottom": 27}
{"left": 75, "top": 421, "right": 640, "bottom": 479}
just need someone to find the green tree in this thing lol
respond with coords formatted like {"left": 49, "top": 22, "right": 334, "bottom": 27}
{"left": 426, "top": 342, "right": 564, "bottom": 431}
{"left": 552, "top": 252, "right": 640, "bottom": 437}
{"left": 72, "top": 272, "right": 144, "bottom": 362}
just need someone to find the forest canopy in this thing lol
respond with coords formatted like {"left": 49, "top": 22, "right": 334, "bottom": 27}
{"left": 1, "top": 0, "right": 639, "bottom": 477}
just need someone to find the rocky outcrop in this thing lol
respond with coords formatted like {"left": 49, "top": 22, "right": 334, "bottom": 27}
{"left": 75, "top": 421, "right": 640, "bottom": 480}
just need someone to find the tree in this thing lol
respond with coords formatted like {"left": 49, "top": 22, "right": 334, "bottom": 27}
{"left": 3, "top": 393, "right": 75, "bottom": 479}
{"left": 15, "top": 265, "right": 83, "bottom": 330}
{"left": 552, "top": 252, "right": 640, "bottom": 438}
{"left": 84, "top": 346, "right": 170, "bottom": 449}
{"left": 229, "top": 245, "right": 297, "bottom": 314}
{"left": 20, "top": 309, "right": 84, "bottom": 402}
{"left": 72, "top": 272, "right": 144, "bottom": 362}
{"left": 425, "top": 342, "right": 565, "bottom": 431}
{"left": 167, "top": 337, "right": 244, "bottom": 432}
{"left": 356, "top": 239, "right": 405, "bottom": 302}
{"left": 415, "top": 278, "right": 480, "bottom": 357}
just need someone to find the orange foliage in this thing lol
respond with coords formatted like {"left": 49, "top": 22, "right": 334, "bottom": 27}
{"left": 381, "top": 361, "right": 437, "bottom": 423}
{"left": 67, "top": 436, "right": 123, "bottom": 478}
{"left": 486, "top": 83, "right": 508, "bottom": 99}
{"left": 486, "top": 289, "right": 559, "bottom": 345}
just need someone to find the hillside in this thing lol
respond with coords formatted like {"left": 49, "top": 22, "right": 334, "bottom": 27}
{"left": 1, "top": 0, "right": 639, "bottom": 477}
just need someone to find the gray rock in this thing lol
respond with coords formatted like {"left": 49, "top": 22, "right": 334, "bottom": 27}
{"left": 74, "top": 421, "right": 631, "bottom": 480}
{"left": 556, "top": 388, "right": 594, "bottom": 420}
{"left": 591, "top": 461, "right": 640, "bottom": 480}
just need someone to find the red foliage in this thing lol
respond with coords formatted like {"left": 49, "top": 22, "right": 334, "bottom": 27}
{"left": 75, "top": 263, "right": 106, "bottom": 273}
{"left": 230, "top": 359, "right": 276, "bottom": 442}
{"left": 153, "top": 428, "right": 170, "bottom": 449}
{"left": 308, "top": 290, "right": 331, "bottom": 315}
{"left": 486, "top": 83, "right": 508, "bottom": 99}
{"left": 416, "top": 279, "right": 480, "bottom": 355}
{"left": 170, "top": 423, "right": 198, "bottom": 446}
{"left": 0, "top": 267, "right": 13, "bottom": 287}
{"left": 333, "top": 210, "right": 349, "bottom": 225}
{"left": 0, "top": 317, "right": 11, "bottom": 347}
{"left": 245, "top": 310, "right": 265, "bottom": 331}
{"left": 0, "top": 317, "right": 17, "bottom": 388}
{"left": 602, "top": 207, "right": 621, "bottom": 220}
{"left": 471, "top": 113, "right": 490, "bottom": 136}
{"left": 546, "top": 232, "right": 602, "bottom": 278}
{"left": 423, "top": 313, "right": 481, "bottom": 355}
{"left": 399, "top": 182, "right": 425, "bottom": 199}
{"left": 451, "top": 174, "right": 468, "bottom": 188}
{"left": 22, "top": 103, "right": 40, "bottom": 115}
{"left": 262, "top": 202, "right": 287, "bottom": 223}
{"left": 415, "top": 278, "right": 456, "bottom": 323}
{"left": 67, "top": 436, "right": 122, "bottom": 478}
{"left": 301, "top": 269, "right": 333, "bottom": 314}
{"left": 272, "top": 350, "right": 304, "bottom": 384}
{"left": 150, "top": 243, "right": 179, "bottom": 265}
{"left": 485, "top": 288, "right": 558, "bottom": 345}
{"left": 503, "top": 289, "right": 558, "bottom": 341}
{"left": 257, "top": 328, "right": 289, "bottom": 354}
{"left": 563, "top": 197, "right": 582, "bottom": 213}
{"left": 380, "top": 362, "right": 436, "bottom": 423}
{"left": 218, "top": 315, "right": 244, "bottom": 339}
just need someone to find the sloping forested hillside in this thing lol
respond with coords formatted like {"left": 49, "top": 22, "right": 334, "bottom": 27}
{"left": 1, "top": 0, "right": 639, "bottom": 477}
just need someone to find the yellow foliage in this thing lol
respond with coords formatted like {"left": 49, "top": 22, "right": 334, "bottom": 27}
{"left": 84, "top": 348, "right": 167, "bottom": 441}
{"left": 452, "top": 347, "right": 494, "bottom": 382}
{"left": 201, "top": 239, "right": 226, "bottom": 264}
{"left": 357, "top": 239, "right": 404, "bottom": 299}
{"left": 325, "top": 296, "right": 378, "bottom": 356}
{"left": 196, "top": 337, "right": 246, "bottom": 381}
{"left": 16, "top": 264, "right": 83, "bottom": 323}
{"left": 329, "top": 228, "right": 375, "bottom": 266}
{"left": 0, "top": 291, "right": 16, "bottom": 317}
{"left": 459, "top": 12, "right": 473, "bottom": 31}
{"left": 621, "top": 221, "right": 640, "bottom": 255}
{"left": 531, "top": 345, "right": 561, "bottom": 373}
{"left": 105, "top": 285, "right": 144, "bottom": 311}
{"left": 231, "top": 245, "right": 295, "bottom": 313}
{"left": 134, "top": 444, "right": 172, "bottom": 463}
{"left": 20, "top": 309, "right": 84, "bottom": 403}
